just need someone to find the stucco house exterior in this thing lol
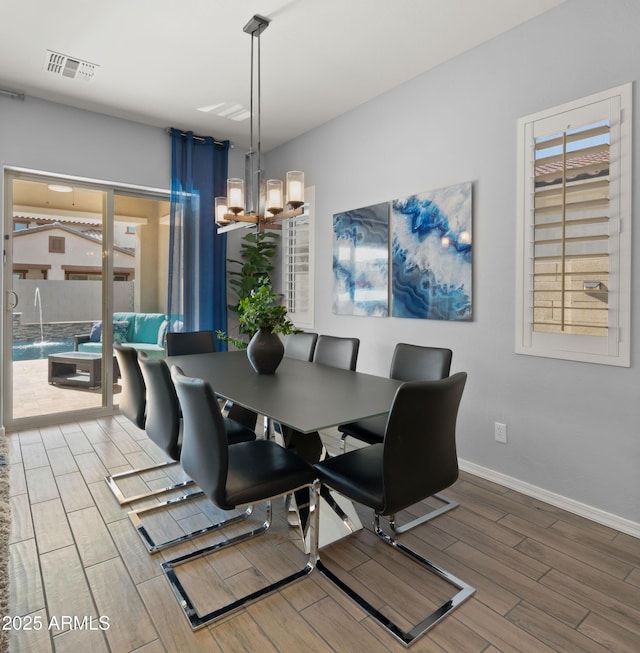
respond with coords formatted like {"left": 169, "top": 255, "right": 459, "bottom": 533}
{"left": 12, "top": 216, "right": 135, "bottom": 280}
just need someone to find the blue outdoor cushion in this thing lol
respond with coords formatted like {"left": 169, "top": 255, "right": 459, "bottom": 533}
{"left": 113, "top": 320, "right": 130, "bottom": 343}
{"left": 89, "top": 321, "right": 102, "bottom": 342}
{"left": 131, "top": 313, "right": 166, "bottom": 344}
{"left": 101, "top": 320, "right": 130, "bottom": 344}
{"left": 113, "top": 312, "right": 136, "bottom": 341}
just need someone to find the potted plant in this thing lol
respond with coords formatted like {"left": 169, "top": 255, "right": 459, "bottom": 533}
{"left": 226, "top": 230, "right": 279, "bottom": 317}
{"left": 218, "top": 277, "right": 298, "bottom": 374}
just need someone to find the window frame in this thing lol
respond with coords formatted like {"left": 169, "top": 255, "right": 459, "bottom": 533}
{"left": 515, "top": 83, "right": 632, "bottom": 367}
{"left": 281, "top": 185, "right": 315, "bottom": 330}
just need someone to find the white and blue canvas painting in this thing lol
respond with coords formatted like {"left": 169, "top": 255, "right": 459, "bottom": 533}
{"left": 392, "top": 182, "right": 472, "bottom": 320}
{"left": 332, "top": 202, "right": 389, "bottom": 316}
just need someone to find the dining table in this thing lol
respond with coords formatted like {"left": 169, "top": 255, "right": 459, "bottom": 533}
{"left": 166, "top": 349, "right": 404, "bottom": 546}
{"left": 166, "top": 350, "right": 403, "bottom": 434}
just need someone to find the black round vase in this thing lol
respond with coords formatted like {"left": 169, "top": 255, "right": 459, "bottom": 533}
{"left": 246, "top": 327, "right": 285, "bottom": 374}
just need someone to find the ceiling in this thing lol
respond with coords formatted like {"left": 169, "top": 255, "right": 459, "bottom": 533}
{"left": 1, "top": 1, "right": 566, "bottom": 152}
{"left": 12, "top": 179, "right": 169, "bottom": 222}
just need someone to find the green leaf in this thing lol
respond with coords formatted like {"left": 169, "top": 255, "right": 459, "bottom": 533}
{"left": 226, "top": 231, "right": 282, "bottom": 308}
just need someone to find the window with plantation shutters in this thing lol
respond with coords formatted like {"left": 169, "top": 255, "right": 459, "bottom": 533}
{"left": 533, "top": 121, "right": 611, "bottom": 335}
{"left": 516, "top": 84, "right": 631, "bottom": 366}
{"left": 282, "top": 186, "right": 314, "bottom": 329}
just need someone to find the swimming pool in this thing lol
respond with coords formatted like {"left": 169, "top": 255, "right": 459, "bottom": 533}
{"left": 12, "top": 339, "right": 75, "bottom": 362}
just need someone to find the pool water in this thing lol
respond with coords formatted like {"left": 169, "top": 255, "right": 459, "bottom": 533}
{"left": 12, "top": 339, "right": 75, "bottom": 362}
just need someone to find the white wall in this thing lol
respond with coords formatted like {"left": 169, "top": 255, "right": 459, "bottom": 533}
{"left": 266, "top": 0, "right": 640, "bottom": 526}
{"left": 12, "top": 227, "right": 134, "bottom": 280}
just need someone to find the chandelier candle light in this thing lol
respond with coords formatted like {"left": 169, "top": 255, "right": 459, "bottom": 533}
{"left": 215, "top": 14, "right": 305, "bottom": 233}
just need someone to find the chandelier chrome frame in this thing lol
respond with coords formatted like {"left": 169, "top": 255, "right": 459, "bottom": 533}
{"left": 215, "top": 14, "right": 305, "bottom": 233}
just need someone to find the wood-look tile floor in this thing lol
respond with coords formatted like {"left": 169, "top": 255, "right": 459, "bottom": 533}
{"left": 7, "top": 416, "right": 640, "bottom": 653}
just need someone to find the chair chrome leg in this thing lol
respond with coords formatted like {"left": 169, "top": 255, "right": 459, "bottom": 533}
{"left": 128, "top": 492, "right": 253, "bottom": 553}
{"left": 316, "top": 512, "right": 474, "bottom": 647}
{"left": 162, "top": 481, "right": 320, "bottom": 630}
{"left": 388, "top": 493, "right": 459, "bottom": 534}
{"left": 341, "top": 433, "right": 348, "bottom": 453}
{"left": 105, "top": 461, "right": 195, "bottom": 505}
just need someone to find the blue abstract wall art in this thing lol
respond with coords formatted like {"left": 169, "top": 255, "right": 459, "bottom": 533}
{"left": 391, "top": 182, "right": 472, "bottom": 320}
{"left": 332, "top": 202, "right": 389, "bottom": 316}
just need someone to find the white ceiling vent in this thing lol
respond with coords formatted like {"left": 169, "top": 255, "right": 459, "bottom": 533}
{"left": 44, "top": 50, "right": 99, "bottom": 82}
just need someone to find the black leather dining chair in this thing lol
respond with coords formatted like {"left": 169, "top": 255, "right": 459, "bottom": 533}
{"left": 127, "top": 354, "right": 257, "bottom": 552}
{"left": 165, "top": 329, "right": 216, "bottom": 356}
{"left": 107, "top": 343, "right": 167, "bottom": 504}
{"left": 313, "top": 334, "right": 359, "bottom": 370}
{"left": 163, "top": 366, "right": 319, "bottom": 629}
{"left": 283, "top": 331, "right": 318, "bottom": 362}
{"left": 338, "top": 343, "right": 456, "bottom": 533}
{"left": 339, "top": 343, "right": 452, "bottom": 447}
{"left": 166, "top": 329, "right": 258, "bottom": 431}
{"left": 272, "top": 331, "right": 317, "bottom": 452}
{"left": 280, "top": 334, "right": 360, "bottom": 463}
{"left": 278, "top": 334, "right": 361, "bottom": 531}
{"left": 114, "top": 342, "right": 146, "bottom": 429}
{"left": 314, "top": 373, "right": 474, "bottom": 647}
{"left": 274, "top": 331, "right": 317, "bottom": 455}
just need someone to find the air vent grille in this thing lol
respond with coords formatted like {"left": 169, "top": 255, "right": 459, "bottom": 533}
{"left": 44, "top": 50, "right": 99, "bottom": 82}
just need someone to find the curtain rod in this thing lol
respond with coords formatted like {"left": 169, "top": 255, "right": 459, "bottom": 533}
{"left": 168, "top": 128, "right": 233, "bottom": 148}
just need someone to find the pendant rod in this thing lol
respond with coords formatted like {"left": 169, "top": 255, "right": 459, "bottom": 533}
{"left": 245, "top": 14, "right": 269, "bottom": 219}
{"left": 257, "top": 25, "right": 262, "bottom": 203}
{"left": 216, "top": 15, "right": 304, "bottom": 232}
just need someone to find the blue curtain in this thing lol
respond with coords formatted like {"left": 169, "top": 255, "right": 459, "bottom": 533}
{"left": 168, "top": 129, "right": 229, "bottom": 347}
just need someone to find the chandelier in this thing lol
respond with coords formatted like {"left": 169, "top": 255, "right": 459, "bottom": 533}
{"left": 215, "top": 14, "right": 305, "bottom": 233}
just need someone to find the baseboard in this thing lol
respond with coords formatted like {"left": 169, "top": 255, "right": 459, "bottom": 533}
{"left": 459, "top": 459, "right": 640, "bottom": 539}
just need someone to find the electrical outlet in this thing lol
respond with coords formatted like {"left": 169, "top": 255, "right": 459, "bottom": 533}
{"left": 495, "top": 422, "right": 508, "bottom": 444}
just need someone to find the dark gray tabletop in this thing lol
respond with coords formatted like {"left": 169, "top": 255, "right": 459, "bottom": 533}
{"left": 166, "top": 350, "right": 403, "bottom": 434}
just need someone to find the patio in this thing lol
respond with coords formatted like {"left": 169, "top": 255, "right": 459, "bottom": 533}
{"left": 11, "top": 358, "right": 122, "bottom": 421}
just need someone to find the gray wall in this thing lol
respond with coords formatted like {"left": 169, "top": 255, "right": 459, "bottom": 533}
{"left": 265, "top": 0, "right": 639, "bottom": 525}
{"left": 0, "top": 95, "right": 170, "bottom": 188}
{"left": 0, "top": 96, "right": 172, "bottom": 425}
{"left": 0, "top": 1, "right": 637, "bottom": 526}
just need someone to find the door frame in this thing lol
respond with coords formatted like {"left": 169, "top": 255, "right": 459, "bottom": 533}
{"left": 2, "top": 166, "right": 170, "bottom": 432}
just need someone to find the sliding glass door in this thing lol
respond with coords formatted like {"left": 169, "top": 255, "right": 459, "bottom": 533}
{"left": 2, "top": 170, "right": 170, "bottom": 430}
